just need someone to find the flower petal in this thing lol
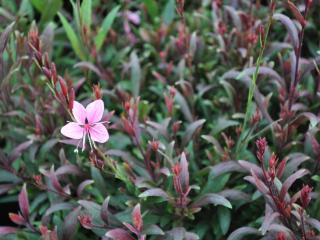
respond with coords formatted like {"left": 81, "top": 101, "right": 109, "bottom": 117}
{"left": 86, "top": 100, "right": 104, "bottom": 123}
{"left": 89, "top": 123, "right": 109, "bottom": 143}
{"left": 72, "top": 101, "right": 86, "bottom": 124}
{"left": 61, "top": 122, "right": 83, "bottom": 139}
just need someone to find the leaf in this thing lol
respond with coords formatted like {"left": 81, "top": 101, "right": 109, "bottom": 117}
{"left": 162, "top": 0, "right": 175, "bottom": 25}
{"left": 175, "top": 90, "right": 193, "bottom": 122}
{"left": 218, "top": 189, "right": 250, "bottom": 202}
{"left": 95, "top": 5, "right": 120, "bottom": 51}
{"left": 130, "top": 51, "right": 141, "bottom": 98}
{"left": 29, "top": 0, "right": 45, "bottom": 11}
{"left": 132, "top": 204, "right": 142, "bottom": 231}
{"left": 61, "top": 206, "right": 81, "bottom": 240}
{"left": 77, "top": 179, "right": 94, "bottom": 197}
{"left": 201, "top": 135, "right": 224, "bottom": 155}
{"left": 40, "top": 0, "right": 62, "bottom": 24}
{"left": 273, "top": 13, "right": 299, "bottom": 49}
{"left": 287, "top": 1, "right": 306, "bottom": 27}
{"left": 143, "top": 224, "right": 164, "bottom": 235}
{"left": 139, "top": 188, "right": 170, "bottom": 201}
{"left": 106, "top": 229, "right": 134, "bottom": 240}
{"left": 100, "top": 196, "right": 110, "bottom": 223}
{"left": 209, "top": 161, "right": 245, "bottom": 178}
{"left": 212, "top": 118, "right": 239, "bottom": 135}
{"left": 218, "top": 207, "right": 231, "bottom": 235}
{"left": 0, "top": 21, "right": 15, "bottom": 53}
{"left": 74, "top": 62, "right": 102, "bottom": 77}
{"left": 58, "top": 12, "right": 86, "bottom": 60}
{"left": 0, "top": 227, "right": 17, "bottom": 236}
{"left": 227, "top": 227, "right": 261, "bottom": 240}
{"left": 45, "top": 203, "right": 76, "bottom": 216}
{"left": 8, "top": 140, "right": 33, "bottom": 164}
{"left": 280, "top": 169, "right": 309, "bottom": 200}
{"left": 238, "top": 160, "right": 263, "bottom": 176}
{"left": 191, "top": 193, "right": 232, "bottom": 209}
{"left": 80, "top": 0, "right": 92, "bottom": 28}
{"left": 182, "top": 119, "right": 206, "bottom": 146}
{"left": 18, "top": 184, "right": 29, "bottom": 220}
{"left": 261, "top": 212, "right": 280, "bottom": 235}
{"left": 179, "top": 152, "right": 189, "bottom": 193}
{"left": 143, "top": 0, "right": 159, "bottom": 19}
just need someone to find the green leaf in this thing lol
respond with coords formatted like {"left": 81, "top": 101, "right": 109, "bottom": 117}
{"left": 162, "top": 0, "right": 175, "bottom": 25}
{"left": 29, "top": 0, "right": 45, "bottom": 12}
{"left": 143, "top": 0, "right": 159, "bottom": 19}
{"left": 218, "top": 207, "right": 231, "bottom": 235}
{"left": 57, "top": 12, "right": 86, "bottom": 60}
{"left": 95, "top": 5, "right": 120, "bottom": 51}
{"left": 130, "top": 51, "right": 142, "bottom": 98}
{"left": 40, "top": 0, "right": 62, "bottom": 24}
{"left": 80, "top": 0, "right": 91, "bottom": 28}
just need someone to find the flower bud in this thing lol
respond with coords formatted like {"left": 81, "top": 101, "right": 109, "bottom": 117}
{"left": 78, "top": 215, "right": 93, "bottom": 229}
{"left": 58, "top": 76, "right": 68, "bottom": 98}
{"left": 300, "top": 185, "right": 312, "bottom": 209}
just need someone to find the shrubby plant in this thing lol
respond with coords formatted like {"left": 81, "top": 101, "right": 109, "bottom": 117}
{"left": 0, "top": 0, "right": 320, "bottom": 239}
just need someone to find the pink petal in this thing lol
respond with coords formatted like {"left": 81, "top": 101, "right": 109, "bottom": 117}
{"left": 61, "top": 122, "right": 83, "bottom": 139}
{"left": 89, "top": 123, "right": 109, "bottom": 143}
{"left": 86, "top": 100, "right": 104, "bottom": 123}
{"left": 72, "top": 101, "right": 86, "bottom": 124}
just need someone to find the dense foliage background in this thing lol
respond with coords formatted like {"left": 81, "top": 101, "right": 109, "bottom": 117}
{"left": 0, "top": 0, "right": 320, "bottom": 239}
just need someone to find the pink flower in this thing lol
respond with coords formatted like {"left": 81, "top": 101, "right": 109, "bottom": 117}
{"left": 61, "top": 100, "right": 109, "bottom": 151}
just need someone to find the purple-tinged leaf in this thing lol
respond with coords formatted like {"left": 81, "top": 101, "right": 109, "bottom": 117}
{"left": 227, "top": 227, "right": 261, "bottom": 240}
{"left": 61, "top": 206, "right": 81, "bottom": 240}
{"left": 55, "top": 164, "right": 83, "bottom": 176}
{"left": 18, "top": 184, "right": 29, "bottom": 220}
{"left": 280, "top": 169, "right": 309, "bottom": 200}
{"left": 166, "top": 227, "right": 199, "bottom": 240}
{"left": 0, "top": 184, "right": 16, "bottom": 195}
{"left": 218, "top": 189, "right": 250, "bottom": 202}
{"left": 283, "top": 153, "right": 310, "bottom": 178}
{"left": 142, "top": 224, "right": 164, "bottom": 236}
{"left": 179, "top": 152, "right": 189, "bottom": 193}
{"left": 261, "top": 212, "right": 280, "bottom": 234}
{"left": 191, "top": 193, "right": 232, "bottom": 209}
{"left": 123, "top": 223, "right": 138, "bottom": 235}
{"left": 175, "top": 90, "right": 193, "bottom": 122}
{"left": 245, "top": 170, "right": 268, "bottom": 195}
{"left": 182, "top": 119, "right": 206, "bottom": 146}
{"left": 77, "top": 180, "right": 94, "bottom": 197}
{"left": 106, "top": 229, "right": 135, "bottom": 240}
{"left": 238, "top": 160, "right": 263, "bottom": 176}
{"left": 224, "top": 6, "right": 242, "bottom": 31}
{"left": 45, "top": 203, "right": 77, "bottom": 217}
{"left": 101, "top": 196, "right": 110, "bottom": 224}
{"left": 0, "top": 227, "right": 17, "bottom": 236}
{"left": 74, "top": 62, "right": 102, "bottom": 77}
{"left": 139, "top": 188, "right": 171, "bottom": 201}
{"left": 268, "top": 224, "right": 295, "bottom": 239}
{"left": 273, "top": 13, "right": 299, "bottom": 49}
{"left": 0, "top": 22, "right": 15, "bottom": 53}
{"left": 210, "top": 161, "right": 245, "bottom": 177}
{"left": 201, "top": 135, "right": 224, "bottom": 155}
{"left": 41, "top": 166, "right": 67, "bottom": 195}
{"left": 306, "top": 217, "right": 320, "bottom": 232}
{"left": 8, "top": 140, "right": 33, "bottom": 164}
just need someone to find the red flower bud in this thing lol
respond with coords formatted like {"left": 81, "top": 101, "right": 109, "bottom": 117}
{"left": 172, "top": 121, "right": 181, "bottom": 134}
{"left": 69, "top": 88, "right": 75, "bottom": 111}
{"left": 256, "top": 137, "right": 267, "bottom": 162}
{"left": 300, "top": 185, "right": 312, "bottom": 209}
{"left": 150, "top": 140, "right": 159, "bottom": 152}
{"left": 51, "top": 63, "right": 57, "bottom": 85}
{"left": 93, "top": 84, "right": 102, "bottom": 99}
{"left": 78, "top": 215, "right": 93, "bottom": 229}
{"left": 58, "top": 76, "right": 68, "bottom": 98}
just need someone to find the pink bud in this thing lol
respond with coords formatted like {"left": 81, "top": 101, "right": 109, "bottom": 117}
{"left": 58, "top": 77, "right": 68, "bottom": 98}
{"left": 132, "top": 204, "right": 143, "bottom": 232}
{"left": 78, "top": 215, "right": 93, "bottom": 229}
